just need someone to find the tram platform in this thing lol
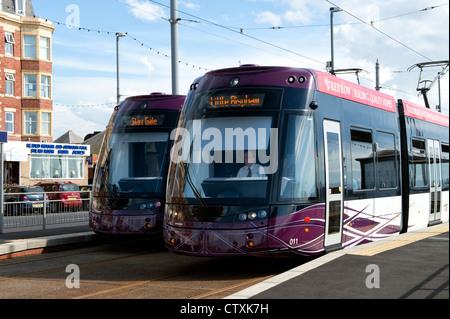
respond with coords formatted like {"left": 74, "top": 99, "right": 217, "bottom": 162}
{"left": 227, "top": 222, "right": 449, "bottom": 299}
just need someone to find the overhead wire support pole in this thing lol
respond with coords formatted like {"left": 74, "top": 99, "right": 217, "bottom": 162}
{"left": 329, "top": 7, "right": 342, "bottom": 75}
{"left": 170, "top": 0, "right": 180, "bottom": 95}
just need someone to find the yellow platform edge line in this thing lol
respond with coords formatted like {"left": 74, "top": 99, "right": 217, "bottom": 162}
{"left": 349, "top": 224, "right": 449, "bottom": 257}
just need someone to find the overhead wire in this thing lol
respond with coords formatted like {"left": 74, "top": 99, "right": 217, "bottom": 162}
{"left": 41, "top": 1, "right": 449, "bottom": 109}
{"left": 120, "top": 0, "right": 325, "bottom": 67}
{"left": 234, "top": 3, "right": 449, "bottom": 31}
{"left": 43, "top": 17, "right": 211, "bottom": 71}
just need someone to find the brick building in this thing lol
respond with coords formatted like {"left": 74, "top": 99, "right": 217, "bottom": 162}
{"left": 0, "top": 1, "right": 90, "bottom": 186}
{"left": 0, "top": 0, "right": 54, "bottom": 142}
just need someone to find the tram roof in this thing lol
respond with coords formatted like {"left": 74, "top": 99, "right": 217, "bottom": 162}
{"left": 118, "top": 93, "right": 185, "bottom": 112}
{"left": 401, "top": 100, "right": 449, "bottom": 128}
{"left": 198, "top": 65, "right": 449, "bottom": 127}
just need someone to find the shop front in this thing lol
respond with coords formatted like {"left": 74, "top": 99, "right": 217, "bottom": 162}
{"left": 3, "top": 141, "right": 91, "bottom": 186}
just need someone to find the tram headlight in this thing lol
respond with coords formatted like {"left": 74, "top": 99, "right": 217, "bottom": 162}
{"left": 138, "top": 201, "right": 162, "bottom": 210}
{"left": 229, "top": 77, "right": 240, "bottom": 87}
{"left": 238, "top": 209, "right": 268, "bottom": 221}
{"left": 238, "top": 213, "right": 247, "bottom": 221}
{"left": 248, "top": 211, "right": 258, "bottom": 220}
{"left": 257, "top": 210, "right": 267, "bottom": 218}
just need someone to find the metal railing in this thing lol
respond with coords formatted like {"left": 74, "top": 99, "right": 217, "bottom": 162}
{"left": 1, "top": 190, "right": 91, "bottom": 232}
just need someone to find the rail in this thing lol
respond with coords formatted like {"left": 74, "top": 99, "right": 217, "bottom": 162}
{"left": 1, "top": 190, "right": 91, "bottom": 232}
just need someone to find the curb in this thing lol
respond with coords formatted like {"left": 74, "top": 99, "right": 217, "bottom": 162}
{"left": 0, "top": 231, "right": 98, "bottom": 258}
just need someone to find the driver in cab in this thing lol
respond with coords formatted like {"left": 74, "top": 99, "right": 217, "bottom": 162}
{"left": 236, "top": 151, "right": 266, "bottom": 177}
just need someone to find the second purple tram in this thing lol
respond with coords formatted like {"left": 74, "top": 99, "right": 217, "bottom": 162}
{"left": 164, "top": 65, "right": 449, "bottom": 257}
{"left": 90, "top": 93, "right": 185, "bottom": 234}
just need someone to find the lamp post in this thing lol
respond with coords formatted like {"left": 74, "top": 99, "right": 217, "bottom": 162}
{"left": 170, "top": 0, "right": 180, "bottom": 95}
{"left": 116, "top": 32, "right": 127, "bottom": 105}
{"left": 330, "top": 7, "right": 342, "bottom": 75}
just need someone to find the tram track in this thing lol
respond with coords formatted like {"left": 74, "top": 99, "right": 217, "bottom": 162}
{"left": 0, "top": 237, "right": 306, "bottom": 299}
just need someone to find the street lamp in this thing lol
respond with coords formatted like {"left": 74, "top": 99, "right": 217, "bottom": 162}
{"left": 329, "top": 7, "right": 342, "bottom": 75}
{"left": 116, "top": 32, "right": 127, "bottom": 105}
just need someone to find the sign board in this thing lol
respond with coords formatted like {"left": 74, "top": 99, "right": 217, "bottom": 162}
{"left": 0, "top": 131, "right": 7, "bottom": 143}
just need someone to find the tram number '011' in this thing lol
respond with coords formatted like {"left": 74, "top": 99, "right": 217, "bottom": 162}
{"left": 289, "top": 238, "right": 299, "bottom": 246}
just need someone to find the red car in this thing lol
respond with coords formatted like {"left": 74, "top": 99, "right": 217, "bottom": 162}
{"left": 36, "top": 182, "right": 82, "bottom": 212}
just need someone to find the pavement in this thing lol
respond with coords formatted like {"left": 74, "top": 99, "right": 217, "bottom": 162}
{"left": 0, "top": 222, "right": 448, "bottom": 299}
{"left": 227, "top": 222, "right": 449, "bottom": 299}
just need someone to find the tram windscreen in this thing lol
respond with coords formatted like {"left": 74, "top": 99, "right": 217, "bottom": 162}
{"left": 169, "top": 116, "right": 277, "bottom": 204}
{"left": 100, "top": 131, "right": 170, "bottom": 197}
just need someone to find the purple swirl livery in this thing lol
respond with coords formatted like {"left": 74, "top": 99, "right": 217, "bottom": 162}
{"left": 165, "top": 203, "right": 401, "bottom": 257}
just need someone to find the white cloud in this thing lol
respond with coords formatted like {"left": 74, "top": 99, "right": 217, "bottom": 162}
{"left": 283, "top": 10, "right": 311, "bottom": 25}
{"left": 180, "top": 1, "right": 200, "bottom": 11}
{"left": 251, "top": 0, "right": 327, "bottom": 25}
{"left": 254, "top": 11, "right": 282, "bottom": 26}
{"left": 53, "top": 106, "right": 114, "bottom": 140}
{"left": 124, "top": 0, "right": 167, "bottom": 22}
{"left": 139, "top": 56, "right": 156, "bottom": 77}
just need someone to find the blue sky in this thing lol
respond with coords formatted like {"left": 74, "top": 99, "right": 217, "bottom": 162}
{"left": 31, "top": 0, "right": 449, "bottom": 139}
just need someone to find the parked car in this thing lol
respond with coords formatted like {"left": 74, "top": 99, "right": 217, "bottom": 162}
{"left": 79, "top": 185, "right": 92, "bottom": 211}
{"left": 3, "top": 185, "right": 49, "bottom": 216}
{"left": 36, "top": 182, "right": 82, "bottom": 212}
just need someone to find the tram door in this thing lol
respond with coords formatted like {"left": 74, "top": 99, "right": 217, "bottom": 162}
{"left": 428, "top": 139, "right": 442, "bottom": 224}
{"left": 323, "top": 120, "right": 344, "bottom": 248}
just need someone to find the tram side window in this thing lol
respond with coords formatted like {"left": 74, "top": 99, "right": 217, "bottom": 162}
{"left": 442, "top": 143, "right": 449, "bottom": 191}
{"left": 350, "top": 128, "right": 375, "bottom": 191}
{"left": 376, "top": 131, "right": 398, "bottom": 189}
{"left": 410, "top": 138, "right": 428, "bottom": 188}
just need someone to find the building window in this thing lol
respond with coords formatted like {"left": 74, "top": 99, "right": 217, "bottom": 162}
{"left": 41, "top": 112, "right": 51, "bottom": 135}
{"left": 30, "top": 155, "right": 84, "bottom": 179}
{"left": 5, "top": 112, "right": 14, "bottom": 133}
{"left": 5, "top": 32, "right": 15, "bottom": 56}
{"left": 40, "top": 37, "right": 50, "bottom": 60}
{"left": 41, "top": 75, "right": 51, "bottom": 98}
{"left": 23, "top": 35, "right": 36, "bottom": 59}
{"left": 5, "top": 73, "right": 15, "bottom": 96}
{"left": 24, "top": 74, "right": 37, "bottom": 97}
{"left": 15, "top": 0, "right": 25, "bottom": 15}
{"left": 24, "top": 111, "right": 38, "bottom": 135}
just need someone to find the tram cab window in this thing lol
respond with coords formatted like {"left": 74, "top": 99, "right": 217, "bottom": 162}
{"left": 350, "top": 128, "right": 375, "bottom": 191}
{"left": 442, "top": 143, "right": 449, "bottom": 191}
{"left": 410, "top": 138, "right": 428, "bottom": 188}
{"left": 108, "top": 132, "right": 169, "bottom": 194}
{"left": 174, "top": 116, "right": 274, "bottom": 200}
{"left": 279, "top": 113, "right": 317, "bottom": 201}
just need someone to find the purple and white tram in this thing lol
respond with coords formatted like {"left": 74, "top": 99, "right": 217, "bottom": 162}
{"left": 90, "top": 93, "right": 185, "bottom": 235}
{"left": 164, "top": 65, "right": 449, "bottom": 257}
